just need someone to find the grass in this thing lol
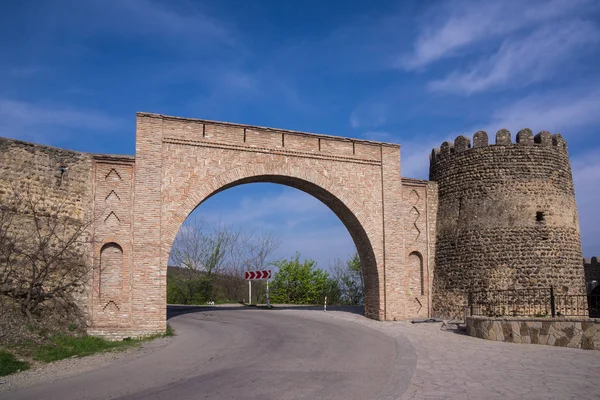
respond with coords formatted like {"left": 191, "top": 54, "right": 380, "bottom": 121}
{"left": 165, "top": 323, "right": 175, "bottom": 337}
{"left": 0, "top": 323, "right": 175, "bottom": 375}
{"left": 0, "top": 350, "right": 30, "bottom": 377}
{"left": 34, "top": 324, "right": 175, "bottom": 363}
{"left": 33, "top": 334, "right": 135, "bottom": 362}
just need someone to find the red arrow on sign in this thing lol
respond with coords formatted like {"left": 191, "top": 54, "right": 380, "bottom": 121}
{"left": 244, "top": 270, "right": 272, "bottom": 280}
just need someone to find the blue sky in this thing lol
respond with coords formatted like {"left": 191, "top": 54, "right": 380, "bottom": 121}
{"left": 1, "top": 0, "right": 599, "bottom": 268}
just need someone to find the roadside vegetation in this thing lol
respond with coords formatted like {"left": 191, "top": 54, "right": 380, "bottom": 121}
{"left": 0, "top": 325, "right": 174, "bottom": 377}
{"left": 0, "top": 186, "right": 174, "bottom": 377}
{"left": 167, "top": 217, "right": 281, "bottom": 305}
{"left": 270, "top": 253, "right": 338, "bottom": 304}
{"left": 0, "top": 350, "right": 30, "bottom": 376}
{"left": 167, "top": 217, "right": 364, "bottom": 307}
{"left": 0, "top": 187, "right": 94, "bottom": 343}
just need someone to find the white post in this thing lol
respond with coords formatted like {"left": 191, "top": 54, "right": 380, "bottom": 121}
{"left": 324, "top": 295, "right": 327, "bottom": 312}
{"left": 249, "top": 280, "right": 252, "bottom": 305}
{"left": 266, "top": 280, "right": 270, "bottom": 308}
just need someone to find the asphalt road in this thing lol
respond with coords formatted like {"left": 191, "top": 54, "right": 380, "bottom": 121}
{"left": 7, "top": 306, "right": 417, "bottom": 400}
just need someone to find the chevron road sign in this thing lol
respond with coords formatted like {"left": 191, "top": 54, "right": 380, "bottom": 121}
{"left": 244, "top": 270, "right": 272, "bottom": 280}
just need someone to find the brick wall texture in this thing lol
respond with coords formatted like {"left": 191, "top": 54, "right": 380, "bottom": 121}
{"left": 0, "top": 114, "right": 587, "bottom": 337}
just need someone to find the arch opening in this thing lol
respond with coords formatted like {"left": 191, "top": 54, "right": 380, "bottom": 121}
{"left": 165, "top": 175, "right": 380, "bottom": 318}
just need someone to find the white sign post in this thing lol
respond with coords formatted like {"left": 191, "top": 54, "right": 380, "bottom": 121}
{"left": 244, "top": 270, "right": 272, "bottom": 306}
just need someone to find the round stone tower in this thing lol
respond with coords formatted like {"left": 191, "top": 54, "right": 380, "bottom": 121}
{"left": 429, "top": 129, "right": 585, "bottom": 318}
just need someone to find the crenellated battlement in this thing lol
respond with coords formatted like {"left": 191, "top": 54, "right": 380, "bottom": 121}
{"left": 584, "top": 257, "right": 600, "bottom": 267}
{"left": 430, "top": 129, "right": 567, "bottom": 163}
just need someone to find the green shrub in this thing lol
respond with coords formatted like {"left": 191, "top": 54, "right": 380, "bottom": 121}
{"left": 271, "top": 253, "right": 340, "bottom": 305}
{"left": 167, "top": 269, "right": 214, "bottom": 305}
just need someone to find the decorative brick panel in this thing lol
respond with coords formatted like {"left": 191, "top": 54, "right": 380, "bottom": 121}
{"left": 90, "top": 156, "right": 135, "bottom": 329}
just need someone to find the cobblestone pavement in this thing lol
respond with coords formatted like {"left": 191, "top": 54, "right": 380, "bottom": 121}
{"left": 278, "top": 308, "right": 600, "bottom": 400}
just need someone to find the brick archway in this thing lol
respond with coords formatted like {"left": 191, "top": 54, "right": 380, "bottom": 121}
{"left": 163, "top": 171, "right": 381, "bottom": 319}
{"left": 89, "top": 112, "right": 435, "bottom": 337}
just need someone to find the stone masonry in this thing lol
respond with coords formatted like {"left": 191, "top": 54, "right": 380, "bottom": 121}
{"left": 467, "top": 316, "right": 600, "bottom": 350}
{"left": 0, "top": 113, "right": 588, "bottom": 337}
{"left": 0, "top": 138, "right": 95, "bottom": 321}
{"left": 430, "top": 130, "right": 585, "bottom": 318}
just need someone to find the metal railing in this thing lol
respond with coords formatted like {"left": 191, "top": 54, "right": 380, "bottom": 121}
{"left": 467, "top": 287, "right": 600, "bottom": 318}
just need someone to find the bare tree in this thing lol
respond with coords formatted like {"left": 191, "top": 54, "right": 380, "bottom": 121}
{"left": 247, "top": 230, "right": 280, "bottom": 271}
{"left": 217, "top": 229, "right": 250, "bottom": 302}
{"left": 219, "top": 229, "right": 281, "bottom": 303}
{"left": 0, "top": 186, "right": 95, "bottom": 325}
{"left": 170, "top": 217, "right": 231, "bottom": 276}
{"left": 244, "top": 230, "right": 280, "bottom": 304}
{"left": 168, "top": 218, "right": 281, "bottom": 304}
{"left": 331, "top": 251, "right": 363, "bottom": 306}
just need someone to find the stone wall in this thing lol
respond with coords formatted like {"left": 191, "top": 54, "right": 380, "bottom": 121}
{"left": 0, "top": 137, "right": 141, "bottom": 335}
{"left": 430, "top": 129, "right": 584, "bottom": 318}
{"left": 467, "top": 316, "right": 600, "bottom": 350}
{"left": 0, "top": 137, "right": 95, "bottom": 319}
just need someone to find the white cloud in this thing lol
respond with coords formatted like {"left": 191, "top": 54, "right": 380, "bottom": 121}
{"left": 191, "top": 186, "right": 356, "bottom": 270}
{"left": 30, "top": 0, "right": 237, "bottom": 54}
{"left": 197, "top": 188, "right": 333, "bottom": 231}
{"left": 350, "top": 103, "right": 390, "bottom": 129}
{"left": 85, "top": 0, "right": 234, "bottom": 46}
{"left": 0, "top": 99, "right": 124, "bottom": 143}
{"left": 572, "top": 151, "right": 600, "bottom": 257}
{"left": 107, "top": 0, "right": 231, "bottom": 42}
{"left": 480, "top": 85, "right": 600, "bottom": 135}
{"left": 400, "top": 0, "right": 594, "bottom": 70}
{"left": 429, "top": 22, "right": 599, "bottom": 94}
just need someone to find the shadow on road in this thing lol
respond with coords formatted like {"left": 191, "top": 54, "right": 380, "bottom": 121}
{"left": 167, "top": 304, "right": 364, "bottom": 320}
